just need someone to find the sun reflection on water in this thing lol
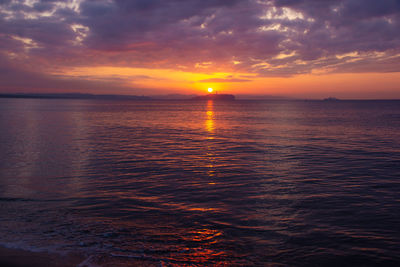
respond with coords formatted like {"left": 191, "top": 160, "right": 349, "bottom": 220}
{"left": 205, "top": 100, "right": 214, "bottom": 134}
{"left": 169, "top": 228, "right": 226, "bottom": 265}
{"left": 204, "top": 100, "right": 217, "bottom": 179}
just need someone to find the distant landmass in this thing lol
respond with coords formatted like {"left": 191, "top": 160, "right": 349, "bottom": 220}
{"left": 323, "top": 97, "right": 340, "bottom": 101}
{"left": 0, "top": 93, "right": 151, "bottom": 100}
{"left": 190, "top": 94, "right": 235, "bottom": 101}
{"left": 151, "top": 94, "right": 198, "bottom": 100}
{"left": 0, "top": 93, "right": 304, "bottom": 101}
{"left": 0, "top": 93, "right": 237, "bottom": 101}
{"left": 235, "top": 94, "right": 293, "bottom": 100}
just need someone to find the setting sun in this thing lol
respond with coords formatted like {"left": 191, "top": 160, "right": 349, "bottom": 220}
{"left": 208, "top": 88, "right": 213, "bottom": 93}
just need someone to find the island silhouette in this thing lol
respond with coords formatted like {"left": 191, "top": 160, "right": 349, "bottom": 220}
{"left": 0, "top": 93, "right": 236, "bottom": 101}
{"left": 190, "top": 93, "right": 235, "bottom": 101}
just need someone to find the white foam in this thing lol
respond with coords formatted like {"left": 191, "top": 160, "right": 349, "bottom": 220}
{"left": 77, "top": 255, "right": 102, "bottom": 267}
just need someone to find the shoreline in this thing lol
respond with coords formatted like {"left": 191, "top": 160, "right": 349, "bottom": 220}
{"left": 0, "top": 246, "right": 85, "bottom": 267}
{"left": 0, "top": 246, "right": 164, "bottom": 266}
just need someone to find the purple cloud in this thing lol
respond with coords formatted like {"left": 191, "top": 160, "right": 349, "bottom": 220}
{"left": 0, "top": 0, "right": 399, "bottom": 91}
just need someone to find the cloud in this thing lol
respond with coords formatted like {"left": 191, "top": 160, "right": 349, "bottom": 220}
{"left": 0, "top": 0, "right": 399, "bottom": 92}
{"left": 0, "top": 54, "right": 140, "bottom": 94}
{"left": 199, "top": 78, "right": 251, "bottom": 83}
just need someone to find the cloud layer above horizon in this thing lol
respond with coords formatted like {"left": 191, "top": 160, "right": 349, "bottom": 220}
{"left": 1, "top": 0, "right": 400, "bottom": 94}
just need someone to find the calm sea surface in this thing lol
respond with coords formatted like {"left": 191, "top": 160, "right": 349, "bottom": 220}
{"left": 0, "top": 98, "right": 399, "bottom": 266}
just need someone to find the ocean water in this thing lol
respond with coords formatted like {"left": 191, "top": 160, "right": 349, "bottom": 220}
{"left": 0, "top": 98, "right": 399, "bottom": 266}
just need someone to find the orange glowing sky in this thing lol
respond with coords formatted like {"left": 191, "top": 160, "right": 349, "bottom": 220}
{"left": 1, "top": 0, "right": 400, "bottom": 99}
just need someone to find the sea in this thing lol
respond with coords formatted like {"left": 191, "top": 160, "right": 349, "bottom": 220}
{"left": 0, "top": 98, "right": 399, "bottom": 266}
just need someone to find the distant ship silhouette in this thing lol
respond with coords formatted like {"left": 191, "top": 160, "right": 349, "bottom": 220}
{"left": 191, "top": 94, "right": 235, "bottom": 101}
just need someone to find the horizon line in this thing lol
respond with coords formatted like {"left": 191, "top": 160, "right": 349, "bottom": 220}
{"left": 0, "top": 92, "right": 399, "bottom": 101}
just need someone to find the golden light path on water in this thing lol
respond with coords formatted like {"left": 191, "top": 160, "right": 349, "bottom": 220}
{"left": 205, "top": 100, "right": 217, "bottom": 181}
{"left": 205, "top": 100, "right": 214, "bottom": 134}
{"left": 1, "top": 99, "right": 400, "bottom": 265}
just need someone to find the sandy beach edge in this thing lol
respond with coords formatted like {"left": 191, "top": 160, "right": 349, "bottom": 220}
{"left": 0, "top": 246, "right": 86, "bottom": 267}
{"left": 0, "top": 245, "right": 166, "bottom": 266}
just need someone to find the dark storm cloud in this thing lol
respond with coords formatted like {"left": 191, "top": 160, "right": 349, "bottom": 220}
{"left": 0, "top": 0, "right": 400, "bottom": 91}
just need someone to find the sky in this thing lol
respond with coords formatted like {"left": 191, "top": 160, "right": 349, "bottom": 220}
{"left": 1, "top": 0, "right": 400, "bottom": 99}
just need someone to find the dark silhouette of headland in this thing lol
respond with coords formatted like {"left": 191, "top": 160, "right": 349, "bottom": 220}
{"left": 0, "top": 93, "right": 151, "bottom": 100}
{"left": 190, "top": 94, "right": 235, "bottom": 101}
{"left": 0, "top": 93, "right": 237, "bottom": 101}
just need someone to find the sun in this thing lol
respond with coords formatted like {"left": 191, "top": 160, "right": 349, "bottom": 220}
{"left": 208, "top": 87, "right": 213, "bottom": 93}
